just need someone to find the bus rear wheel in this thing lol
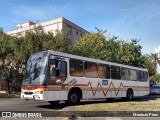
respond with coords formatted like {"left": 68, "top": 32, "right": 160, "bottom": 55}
{"left": 48, "top": 101, "right": 60, "bottom": 106}
{"left": 66, "top": 90, "right": 81, "bottom": 106}
{"left": 126, "top": 89, "right": 133, "bottom": 101}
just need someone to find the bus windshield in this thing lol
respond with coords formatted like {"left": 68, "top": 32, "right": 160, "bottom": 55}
{"left": 22, "top": 52, "right": 49, "bottom": 86}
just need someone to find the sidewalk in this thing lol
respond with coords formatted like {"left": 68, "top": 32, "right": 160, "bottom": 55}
{"left": 0, "top": 91, "right": 20, "bottom": 98}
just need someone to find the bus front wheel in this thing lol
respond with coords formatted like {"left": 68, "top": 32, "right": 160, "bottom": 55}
{"left": 66, "top": 90, "right": 81, "bottom": 106}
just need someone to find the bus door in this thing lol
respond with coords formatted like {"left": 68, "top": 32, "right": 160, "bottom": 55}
{"left": 47, "top": 56, "right": 67, "bottom": 101}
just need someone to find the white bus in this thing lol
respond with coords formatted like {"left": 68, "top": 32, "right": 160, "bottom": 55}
{"left": 21, "top": 50, "right": 149, "bottom": 105}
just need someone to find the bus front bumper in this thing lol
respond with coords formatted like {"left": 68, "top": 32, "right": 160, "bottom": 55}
{"left": 21, "top": 94, "right": 44, "bottom": 100}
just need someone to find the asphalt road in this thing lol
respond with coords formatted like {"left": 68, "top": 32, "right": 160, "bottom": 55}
{"left": 0, "top": 98, "right": 69, "bottom": 111}
{"left": 0, "top": 94, "right": 160, "bottom": 111}
{"left": 0, "top": 95, "right": 160, "bottom": 120}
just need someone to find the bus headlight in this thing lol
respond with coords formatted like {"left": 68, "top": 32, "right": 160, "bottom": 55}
{"left": 34, "top": 91, "right": 43, "bottom": 94}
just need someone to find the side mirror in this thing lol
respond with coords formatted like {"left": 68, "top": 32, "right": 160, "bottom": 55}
{"left": 56, "top": 79, "right": 62, "bottom": 83}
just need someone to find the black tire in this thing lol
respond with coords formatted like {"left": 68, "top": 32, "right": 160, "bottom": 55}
{"left": 126, "top": 89, "right": 133, "bottom": 101}
{"left": 66, "top": 90, "right": 81, "bottom": 106}
{"left": 48, "top": 101, "right": 60, "bottom": 106}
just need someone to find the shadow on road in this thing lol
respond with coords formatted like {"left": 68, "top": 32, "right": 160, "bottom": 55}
{"left": 133, "top": 94, "right": 160, "bottom": 102}
{"left": 36, "top": 95, "right": 160, "bottom": 110}
{"left": 36, "top": 102, "right": 68, "bottom": 110}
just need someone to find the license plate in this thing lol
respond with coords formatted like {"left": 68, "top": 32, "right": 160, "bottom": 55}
{"left": 24, "top": 96, "right": 33, "bottom": 99}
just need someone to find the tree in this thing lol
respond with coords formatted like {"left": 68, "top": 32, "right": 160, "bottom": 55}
{"left": 0, "top": 26, "right": 73, "bottom": 93}
{"left": 150, "top": 53, "right": 160, "bottom": 68}
{"left": 0, "top": 29, "right": 14, "bottom": 64}
{"left": 73, "top": 30, "right": 107, "bottom": 59}
{"left": 73, "top": 29, "right": 146, "bottom": 68}
{"left": 143, "top": 54, "right": 156, "bottom": 77}
{"left": 120, "top": 39, "right": 146, "bottom": 67}
{"left": 43, "top": 31, "right": 73, "bottom": 53}
{"left": 1, "top": 66, "right": 17, "bottom": 94}
{"left": 150, "top": 73, "right": 160, "bottom": 84}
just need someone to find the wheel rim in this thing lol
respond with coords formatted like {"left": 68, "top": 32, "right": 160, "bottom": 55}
{"left": 127, "top": 91, "right": 133, "bottom": 100}
{"left": 71, "top": 94, "right": 78, "bottom": 102}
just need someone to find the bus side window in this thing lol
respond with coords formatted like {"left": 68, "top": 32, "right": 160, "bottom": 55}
{"left": 85, "top": 62, "right": 98, "bottom": 78}
{"left": 98, "top": 64, "right": 106, "bottom": 79}
{"left": 138, "top": 71, "right": 145, "bottom": 82}
{"left": 121, "top": 67, "right": 130, "bottom": 80}
{"left": 111, "top": 66, "right": 121, "bottom": 80}
{"left": 98, "top": 64, "right": 110, "bottom": 79}
{"left": 130, "top": 69, "right": 137, "bottom": 81}
{"left": 70, "top": 59, "right": 83, "bottom": 77}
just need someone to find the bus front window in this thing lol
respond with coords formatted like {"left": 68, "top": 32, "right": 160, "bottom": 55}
{"left": 22, "top": 52, "right": 48, "bottom": 86}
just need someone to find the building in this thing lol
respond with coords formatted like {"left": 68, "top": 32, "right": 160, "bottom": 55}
{"left": 154, "top": 46, "right": 160, "bottom": 73}
{"left": 7, "top": 17, "right": 88, "bottom": 43}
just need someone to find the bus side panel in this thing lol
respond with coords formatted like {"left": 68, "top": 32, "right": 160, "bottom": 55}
{"left": 121, "top": 80, "right": 138, "bottom": 97}
{"left": 130, "top": 81, "right": 139, "bottom": 97}
{"left": 46, "top": 89, "right": 61, "bottom": 101}
{"left": 138, "top": 81, "right": 150, "bottom": 96}
{"left": 43, "top": 91, "right": 48, "bottom": 101}
{"left": 67, "top": 76, "right": 88, "bottom": 99}
{"left": 82, "top": 77, "right": 90, "bottom": 99}
{"left": 99, "top": 78, "right": 112, "bottom": 98}
{"left": 111, "top": 80, "right": 122, "bottom": 98}
{"left": 44, "top": 91, "right": 54, "bottom": 101}
{"left": 85, "top": 78, "right": 100, "bottom": 99}
{"left": 121, "top": 80, "right": 129, "bottom": 98}
{"left": 59, "top": 91, "right": 68, "bottom": 100}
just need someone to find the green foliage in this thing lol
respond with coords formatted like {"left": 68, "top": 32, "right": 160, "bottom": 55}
{"left": 150, "top": 73, "right": 160, "bottom": 83}
{"left": 0, "top": 29, "right": 14, "bottom": 62}
{"left": 143, "top": 54, "right": 157, "bottom": 77}
{"left": 0, "top": 65, "right": 18, "bottom": 94}
{"left": 73, "top": 31, "right": 106, "bottom": 59}
{"left": 73, "top": 30, "right": 146, "bottom": 68}
{"left": 149, "top": 53, "right": 160, "bottom": 68}
{"left": 0, "top": 26, "right": 72, "bottom": 93}
{"left": 43, "top": 31, "right": 72, "bottom": 53}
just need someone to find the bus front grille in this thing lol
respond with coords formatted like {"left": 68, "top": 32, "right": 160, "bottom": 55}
{"left": 24, "top": 92, "right": 33, "bottom": 95}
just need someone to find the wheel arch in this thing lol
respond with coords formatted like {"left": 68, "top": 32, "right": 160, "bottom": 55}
{"left": 127, "top": 88, "right": 134, "bottom": 95}
{"left": 126, "top": 88, "right": 134, "bottom": 101}
{"left": 68, "top": 87, "right": 82, "bottom": 99}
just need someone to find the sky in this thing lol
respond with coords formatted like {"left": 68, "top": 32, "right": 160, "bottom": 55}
{"left": 0, "top": 0, "right": 160, "bottom": 54}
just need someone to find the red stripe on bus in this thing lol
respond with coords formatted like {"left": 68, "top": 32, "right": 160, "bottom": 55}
{"left": 21, "top": 86, "right": 47, "bottom": 89}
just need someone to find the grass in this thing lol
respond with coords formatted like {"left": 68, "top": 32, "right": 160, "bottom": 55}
{"left": 75, "top": 99, "right": 160, "bottom": 111}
